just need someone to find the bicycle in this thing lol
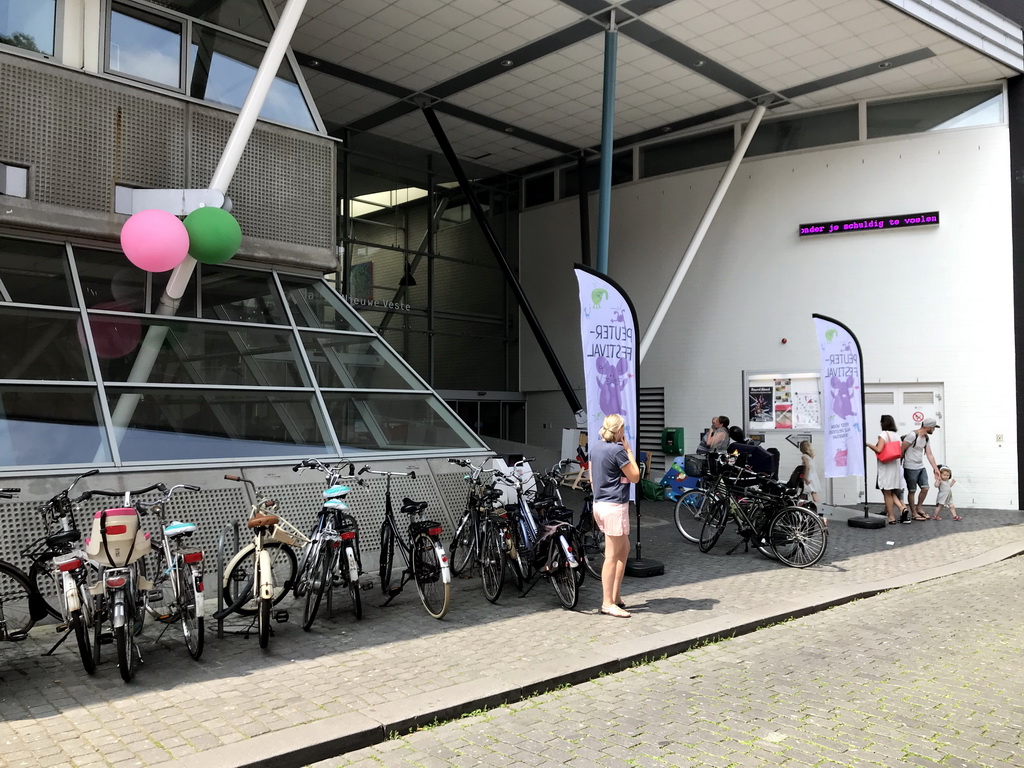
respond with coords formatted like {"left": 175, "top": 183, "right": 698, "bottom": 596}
{"left": 360, "top": 465, "right": 451, "bottom": 619}
{"left": 447, "top": 457, "right": 503, "bottom": 578}
{"left": 292, "top": 458, "right": 364, "bottom": 628}
{"left": 696, "top": 460, "right": 828, "bottom": 568}
{"left": 79, "top": 481, "right": 175, "bottom": 682}
{"left": 529, "top": 460, "right": 603, "bottom": 582}
{"left": 139, "top": 484, "right": 205, "bottom": 660}
{"left": 0, "top": 488, "right": 51, "bottom": 643}
{"left": 491, "top": 462, "right": 580, "bottom": 610}
{"left": 19, "top": 470, "right": 108, "bottom": 674}
{"left": 218, "top": 475, "right": 307, "bottom": 648}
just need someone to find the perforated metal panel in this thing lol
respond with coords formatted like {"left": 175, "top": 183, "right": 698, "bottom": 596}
{"left": 0, "top": 59, "right": 186, "bottom": 212}
{"left": 189, "top": 108, "right": 334, "bottom": 249}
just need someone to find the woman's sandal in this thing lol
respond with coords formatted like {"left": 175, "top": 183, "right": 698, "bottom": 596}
{"left": 932, "top": 514, "right": 942, "bottom": 520}
{"left": 952, "top": 515, "right": 962, "bottom": 521}
{"left": 600, "top": 605, "right": 631, "bottom": 618}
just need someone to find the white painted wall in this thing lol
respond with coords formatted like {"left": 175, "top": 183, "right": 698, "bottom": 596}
{"left": 520, "top": 124, "right": 1017, "bottom": 509}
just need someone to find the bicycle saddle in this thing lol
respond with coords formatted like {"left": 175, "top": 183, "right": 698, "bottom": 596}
{"left": 400, "top": 498, "right": 428, "bottom": 515}
{"left": 247, "top": 514, "right": 280, "bottom": 529}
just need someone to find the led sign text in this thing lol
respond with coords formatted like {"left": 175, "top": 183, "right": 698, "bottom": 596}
{"left": 798, "top": 211, "right": 939, "bottom": 237}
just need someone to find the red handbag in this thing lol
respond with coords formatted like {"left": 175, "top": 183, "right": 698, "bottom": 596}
{"left": 877, "top": 439, "right": 902, "bottom": 463}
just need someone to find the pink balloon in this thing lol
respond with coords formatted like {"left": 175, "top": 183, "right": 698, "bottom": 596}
{"left": 120, "top": 209, "right": 190, "bottom": 272}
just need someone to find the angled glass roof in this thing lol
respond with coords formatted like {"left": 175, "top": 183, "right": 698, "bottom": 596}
{"left": 0, "top": 235, "right": 486, "bottom": 469}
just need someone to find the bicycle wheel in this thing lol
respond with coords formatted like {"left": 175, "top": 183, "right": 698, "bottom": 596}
{"left": 479, "top": 519, "right": 505, "bottom": 604}
{"left": 177, "top": 563, "right": 204, "bottom": 660}
{"left": 116, "top": 600, "right": 139, "bottom": 682}
{"left": 0, "top": 562, "right": 37, "bottom": 639}
{"left": 548, "top": 538, "right": 579, "bottom": 610}
{"left": 503, "top": 525, "right": 526, "bottom": 592}
{"left": 29, "top": 558, "right": 64, "bottom": 621}
{"left": 412, "top": 534, "right": 450, "bottom": 619}
{"left": 92, "top": 596, "right": 104, "bottom": 667}
{"left": 69, "top": 607, "right": 96, "bottom": 675}
{"left": 569, "top": 528, "right": 586, "bottom": 588}
{"left": 223, "top": 542, "right": 297, "bottom": 616}
{"left": 674, "top": 490, "right": 710, "bottom": 544}
{"left": 699, "top": 498, "right": 729, "bottom": 553}
{"left": 768, "top": 506, "right": 828, "bottom": 568}
{"left": 258, "top": 596, "right": 271, "bottom": 649}
{"left": 448, "top": 510, "right": 476, "bottom": 576}
{"left": 378, "top": 522, "right": 395, "bottom": 594}
{"left": 578, "top": 512, "right": 604, "bottom": 581}
{"left": 302, "top": 544, "right": 330, "bottom": 631}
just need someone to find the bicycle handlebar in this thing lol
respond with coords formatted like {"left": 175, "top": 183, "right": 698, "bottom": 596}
{"left": 359, "top": 465, "right": 416, "bottom": 480}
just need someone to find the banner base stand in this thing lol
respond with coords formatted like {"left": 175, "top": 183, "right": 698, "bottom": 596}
{"left": 625, "top": 557, "right": 664, "bottom": 577}
{"left": 847, "top": 512, "right": 887, "bottom": 529}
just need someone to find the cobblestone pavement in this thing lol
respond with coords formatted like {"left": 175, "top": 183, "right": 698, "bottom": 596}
{"left": 315, "top": 555, "right": 1024, "bottom": 768}
{"left": 1, "top": 500, "right": 1022, "bottom": 767}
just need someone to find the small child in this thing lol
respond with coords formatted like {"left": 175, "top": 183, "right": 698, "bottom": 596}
{"left": 933, "top": 466, "right": 960, "bottom": 520}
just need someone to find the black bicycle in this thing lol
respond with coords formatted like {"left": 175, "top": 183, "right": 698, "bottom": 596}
{"left": 361, "top": 465, "right": 451, "bottom": 619}
{"left": 447, "top": 457, "right": 503, "bottom": 577}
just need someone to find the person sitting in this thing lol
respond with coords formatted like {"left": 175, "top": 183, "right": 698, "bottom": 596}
{"left": 726, "top": 425, "right": 774, "bottom": 475}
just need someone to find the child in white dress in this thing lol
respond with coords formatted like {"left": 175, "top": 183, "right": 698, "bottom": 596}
{"left": 933, "top": 466, "right": 959, "bottom": 520}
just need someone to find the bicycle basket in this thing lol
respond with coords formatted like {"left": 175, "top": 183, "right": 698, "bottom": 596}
{"left": 683, "top": 453, "right": 707, "bottom": 478}
{"left": 268, "top": 517, "right": 305, "bottom": 546}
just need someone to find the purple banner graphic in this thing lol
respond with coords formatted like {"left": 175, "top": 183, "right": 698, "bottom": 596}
{"left": 814, "top": 317, "right": 865, "bottom": 478}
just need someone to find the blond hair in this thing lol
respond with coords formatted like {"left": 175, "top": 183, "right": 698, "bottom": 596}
{"left": 599, "top": 414, "right": 625, "bottom": 442}
{"left": 799, "top": 440, "right": 814, "bottom": 458}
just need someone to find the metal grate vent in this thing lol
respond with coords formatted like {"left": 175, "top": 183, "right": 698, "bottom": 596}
{"left": 190, "top": 109, "right": 334, "bottom": 249}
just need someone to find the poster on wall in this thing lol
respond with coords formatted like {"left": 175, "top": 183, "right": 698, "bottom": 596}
{"left": 774, "top": 403, "right": 793, "bottom": 429}
{"left": 748, "top": 386, "right": 773, "bottom": 424}
{"left": 792, "top": 389, "right": 821, "bottom": 429}
{"left": 774, "top": 378, "right": 792, "bottom": 403}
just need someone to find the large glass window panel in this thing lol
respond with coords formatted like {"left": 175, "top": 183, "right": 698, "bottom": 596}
{"left": 188, "top": 26, "right": 314, "bottom": 130}
{"left": 280, "top": 277, "right": 368, "bottom": 332}
{"left": 642, "top": 129, "right": 734, "bottom": 178}
{"left": 322, "top": 392, "right": 483, "bottom": 452}
{"left": 523, "top": 173, "right": 555, "bottom": 208}
{"left": 106, "top": 387, "right": 331, "bottom": 461}
{"left": 109, "top": 3, "right": 183, "bottom": 89}
{"left": 0, "top": 386, "right": 112, "bottom": 466}
{"left": 184, "top": 265, "right": 289, "bottom": 325}
{"left": 867, "top": 87, "right": 1003, "bottom": 139}
{"left": 747, "top": 107, "right": 858, "bottom": 157}
{"left": 561, "top": 152, "right": 632, "bottom": 197}
{"left": 0, "top": 0, "right": 56, "bottom": 55}
{"left": 431, "top": 318, "right": 508, "bottom": 391}
{"left": 0, "top": 238, "right": 74, "bottom": 306}
{"left": 74, "top": 248, "right": 148, "bottom": 311}
{"left": 368, "top": 314, "right": 429, "bottom": 382}
{"left": 299, "top": 332, "right": 422, "bottom": 390}
{"left": 95, "top": 318, "right": 308, "bottom": 387}
{"left": 0, "top": 307, "right": 92, "bottom": 381}
{"left": 150, "top": 0, "right": 273, "bottom": 41}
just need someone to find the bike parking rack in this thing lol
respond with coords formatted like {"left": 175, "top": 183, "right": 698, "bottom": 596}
{"left": 215, "top": 519, "right": 241, "bottom": 639}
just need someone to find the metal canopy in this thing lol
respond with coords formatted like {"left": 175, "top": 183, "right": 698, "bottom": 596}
{"left": 274, "top": 0, "right": 1023, "bottom": 174}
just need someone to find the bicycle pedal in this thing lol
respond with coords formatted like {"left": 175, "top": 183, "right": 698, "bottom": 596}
{"left": 386, "top": 586, "right": 402, "bottom": 597}
{"left": 273, "top": 609, "right": 289, "bottom": 623}
{"left": 99, "top": 632, "right": 113, "bottom": 645}
{"left": 147, "top": 590, "right": 163, "bottom": 602}
{"left": 55, "top": 623, "right": 69, "bottom": 633}
{"left": 360, "top": 580, "right": 374, "bottom": 591}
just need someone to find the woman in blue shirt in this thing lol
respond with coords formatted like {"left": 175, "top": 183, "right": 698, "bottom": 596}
{"left": 589, "top": 413, "right": 640, "bottom": 618}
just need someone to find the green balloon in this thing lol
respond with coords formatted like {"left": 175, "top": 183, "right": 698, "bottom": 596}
{"left": 183, "top": 207, "right": 242, "bottom": 265}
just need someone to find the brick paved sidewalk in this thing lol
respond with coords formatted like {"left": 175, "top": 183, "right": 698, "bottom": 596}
{"left": 1, "top": 501, "right": 1022, "bottom": 768}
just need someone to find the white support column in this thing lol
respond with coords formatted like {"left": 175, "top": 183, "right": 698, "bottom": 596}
{"left": 108, "top": 0, "right": 307, "bottom": 434}
{"left": 638, "top": 103, "right": 767, "bottom": 363}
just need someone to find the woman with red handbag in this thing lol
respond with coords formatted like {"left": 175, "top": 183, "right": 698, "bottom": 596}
{"left": 867, "top": 414, "right": 911, "bottom": 524}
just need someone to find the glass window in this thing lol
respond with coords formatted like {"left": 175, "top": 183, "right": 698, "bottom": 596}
{"left": 322, "top": 392, "right": 484, "bottom": 452}
{"left": 109, "top": 2, "right": 183, "bottom": 89}
{"left": 190, "top": 265, "right": 289, "bottom": 325}
{"left": 642, "top": 129, "right": 734, "bottom": 178}
{"left": 280, "top": 277, "right": 368, "bottom": 332}
{"left": 188, "top": 25, "right": 314, "bottom": 130}
{"left": 0, "top": 238, "right": 74, "bottom": 306}
{"left": 867, "top": 87, "right": 1003, "bottom": 139}
{"left": 106, "top": 387, "right": 331, "bottom": 461}
{"left": 561, "top": 152, "right": 633, "bottom": 197}
{"left": 523, "top": 173, "right": 555, "bottom": 208}
{"left": 0, "top": 307, "right": 93, "bottom": 381}
{"left": 149, "top": 0, "right": 273, "bottom": 41}
{"left": 747, "top": 106, "right": 859, "bottom": 157}
{"left": 0, "top": 386, "right": 112, "bottom": 466}
{"left": 94, "top": 317, "right": 308, "bottom": 387}
{"left": 0, "top": 0, "right": 56, "bottom": 56}
{"left": 298, "top": 332, "right": 422, "bottom": 390}
{"left": 74, "top": 248, "right": 149, "bottom": 311}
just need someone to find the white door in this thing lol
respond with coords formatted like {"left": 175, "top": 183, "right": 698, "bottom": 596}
{"left": 864, "top": 383, "right": 945, "bottom": 503}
